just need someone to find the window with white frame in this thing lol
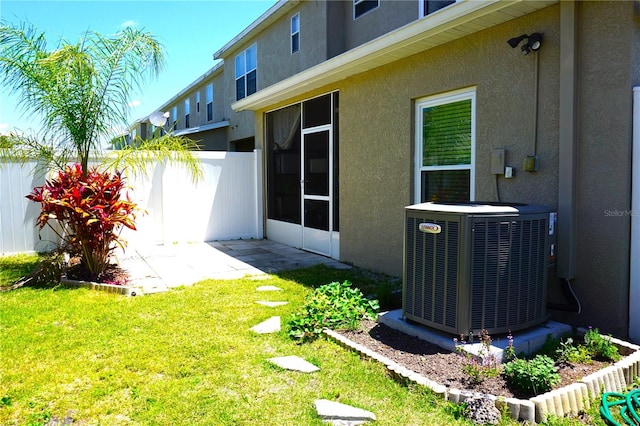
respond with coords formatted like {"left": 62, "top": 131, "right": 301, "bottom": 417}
{"left": 415, "top": 88, "right": 475, "bottom": 203}
{"left": 419, "top": 0, "right": 456, "bottom": 17}
{"left": 354, "top": 0, "right": 379, "bottom": 19}
{"left": 291, "top": 13, "right": 300, "bottom": 54}
{"left": 206, "top": 84, "right": 213, "bottom": 121}
{"left": 171, "top": 106, "right": 177, "bottom": 129}
{"left": 196, "top": 92, "right": 200, "bottom": 114}
{"left": 235, "top": 44, "right": 257, "bottom": 100}
{"left": 184, "top": 99, "right": 190, "bottom": 128}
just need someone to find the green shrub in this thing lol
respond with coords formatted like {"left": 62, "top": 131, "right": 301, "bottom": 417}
{"left": 556, "top": 338, "right": 593, "bottom": 365}
{"left": 287, "top": 281, "right": 379, "bottom": 342}
{"left": 27, "top": 163, "right": 137, "bottom": 281}
{"left": 536, "top": 334, "right": 562, "bottom": 358}
{"left": 583, "top": 327, "right": 620, "bottom": 362}
{"left": 502, "top": 355, "right": 560, "bottom": 397}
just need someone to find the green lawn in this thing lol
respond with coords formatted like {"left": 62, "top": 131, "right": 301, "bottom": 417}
{"left": 0, "top": 253, "right": 40, "bottom": 285}
{"left": 0, "top": 257, "right": 595, "bottom": 425}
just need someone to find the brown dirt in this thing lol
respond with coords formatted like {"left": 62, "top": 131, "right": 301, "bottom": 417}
{"left": 338, "top": 319, "right": 609, "bottom": 400}
{"left": 66, "top": 258, "right": 130, "bottom": 286}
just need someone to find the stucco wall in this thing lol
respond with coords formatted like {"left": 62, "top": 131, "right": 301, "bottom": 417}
{"left": 221, "top": 2, "right": 331, "bottom": 142}
{"left": 258, "top": 1, "right": 329, "bottom": 87}
{"left": 158, "top": 72, "right": 225, "bottom": 135}
{"left": 339, "top": 6, "right": 561, "bottom": 276}
{"left": 334, "top": 0, "right": 418, "bottom": 51}
{"left": 566, "top": 2, "right": 634, "bottom": 336}
{"left": 338, "top": 2, "right": 637, "bottom": 336}
{"left": 253, "top": 1, "right": 638, "bottom": 336}
{"left": 193, "top": 128, "right": 228, "bottom": 151}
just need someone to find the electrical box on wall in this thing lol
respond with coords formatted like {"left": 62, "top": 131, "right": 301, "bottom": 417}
{"left": 505, "top": 166, "right": 514, "bottom": 178}
{"left": 491, "top": 149, "right": 506, "bottom": 175}
{"left": 523, "top": 155, "right": 539, "bottom": 172}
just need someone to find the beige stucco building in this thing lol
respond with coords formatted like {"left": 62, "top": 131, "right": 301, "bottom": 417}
{"left": 137, "top": 0, "right": 640, "bottom": 340}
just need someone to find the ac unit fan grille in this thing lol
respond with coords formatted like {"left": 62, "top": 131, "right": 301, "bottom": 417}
{"left": 470, "top": 218, "right": 547, "bottom": 331}
{"left": 405, "top": 217, "right": 459, "bottom": 329}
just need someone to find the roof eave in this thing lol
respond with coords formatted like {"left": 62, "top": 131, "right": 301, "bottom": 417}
{"left": 232, "top": 0, "right": 557, "bottom": 112}
{"left": 174, "top": 120, "right": 230, "bottom": 136}
{"left": 213, "top": 0, "right": 296, "bottom": 60}
{"left": 153, "top": 61, "right": 224, "bottom": 114}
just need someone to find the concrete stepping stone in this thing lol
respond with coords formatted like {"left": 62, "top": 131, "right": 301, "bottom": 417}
{"left": 249, "top": 275, "right": 270, "bottom": 280}
{"left": 268, "top": 355, "right": 320, "bottom": 373}
{"left": 256, "top": 285, "right": 282, "bottom": 291}
{"left": 314, "top": 399, "right": 376, "bottom": 425}
{"left": 250, "top": 316, "right": 281, "bottom": 334}
{"left": 256, "top": 301, "right": 288, "bottom": 307}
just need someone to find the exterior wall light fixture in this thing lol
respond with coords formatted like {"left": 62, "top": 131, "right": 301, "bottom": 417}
{"left": 507, "top": 32, "right": 543, "bottom": 55}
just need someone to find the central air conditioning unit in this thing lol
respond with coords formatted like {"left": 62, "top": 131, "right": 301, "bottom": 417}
{"left": 403, "top": 202, "right": 556, "bottom": 335}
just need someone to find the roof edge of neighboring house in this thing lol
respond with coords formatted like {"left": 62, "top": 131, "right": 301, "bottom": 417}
{"left": 213, "top": 0, "right": 296, "bottom": 60}
{"left": 157, "top": 61, "right": 225, "bottom": 113}
{"left": 174, "top": 120, "right": 230, "bottom": 137}
{"left": 232, "top": 0, "right": 557, "bottom": 112}
{"left": 134, "top": 61, "right": 224, "bottom": 124}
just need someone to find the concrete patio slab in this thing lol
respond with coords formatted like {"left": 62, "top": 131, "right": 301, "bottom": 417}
{"left": 113, "top": 239, "right": 350, "bottom": 291}
{"left": 378, "top": 309, "right": 573, "bottom": 362}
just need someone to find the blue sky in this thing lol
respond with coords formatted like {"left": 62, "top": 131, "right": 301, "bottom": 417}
{"left": 0, "top": 0, "right": 276, "bottom": 135}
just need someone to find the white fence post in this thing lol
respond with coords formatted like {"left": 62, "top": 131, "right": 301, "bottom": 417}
{"left": 254, "top": 148, "right": 264, "bottom": 239}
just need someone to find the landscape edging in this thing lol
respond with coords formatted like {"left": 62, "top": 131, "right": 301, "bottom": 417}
{"left": 322, "top": 328, "right": 640, "bottom": 423}
{"left": 61, "top": 279, "right": 143, "bottom": 296}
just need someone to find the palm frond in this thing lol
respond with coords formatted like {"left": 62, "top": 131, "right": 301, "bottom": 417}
{"left": 104, "top": 134, "right": 203, "bottom": 183}
{"left": 0, "top": 21, "right": 177, "bottom": 177}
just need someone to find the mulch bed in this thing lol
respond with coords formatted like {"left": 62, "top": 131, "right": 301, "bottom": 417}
{"left": 65, "top": 258, "right": 130, "bottom": 286}
{"left": 338, "top": 319, "right": 608, "bottom": 400}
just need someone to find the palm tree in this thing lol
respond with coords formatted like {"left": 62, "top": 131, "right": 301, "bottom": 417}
{"left": 0, "top": 21, "right": 202, "bottom": 281}
{"left": 0, "top": 21, "right": 201, "bottom": 179}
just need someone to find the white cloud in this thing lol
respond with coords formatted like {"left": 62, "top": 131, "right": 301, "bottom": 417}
{"left": 128, "top": 99, "right": 142, "bottom": 108}
{"left": 120, "top": 20, "right": 139, "bottom": 29}
{"left": 0, "top": 123, "right": 8, "bottom": 135}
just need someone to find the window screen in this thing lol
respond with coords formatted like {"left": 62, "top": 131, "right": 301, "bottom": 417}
{"left": 416, "top": 90, "right": 474, "bottom": 203}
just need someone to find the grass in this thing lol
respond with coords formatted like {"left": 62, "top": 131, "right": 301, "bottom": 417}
{"left": 0, "top": 257, "right": 458, "bottom": 425}
{"left": 0, "top": 253, "right": 40, "bottom": 285}
{"left": 0, "top": 255, "right": 603, "bottom": 425}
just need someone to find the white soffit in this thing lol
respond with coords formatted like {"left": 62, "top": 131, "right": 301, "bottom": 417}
{"left": 233, "top": 0, "right": 557, "bottom": 112}
{"left": 174, "top": 120, "right": 229, "bottom": 136}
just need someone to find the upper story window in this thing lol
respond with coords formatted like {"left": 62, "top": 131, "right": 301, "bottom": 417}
{"left": 184, "top": 99, "right": 190, "bottom": 128}
{"left": 291, "top": 13, "right": 300, "bottom": 54}
{"left": 415, "top": 88, "right": 475, "bottom": 203}
{"left": 420, "top": 0, "right": 456, "bottom": 17}
{"left": 196, "top": 92, "right": 200, "bottom": 114}
{"left": 354, "top": 0, "right": 379, "bottom": 19}
{"left": 171, "top": 106, "right": 177, "bottom": 129}
{"left": 206, "top": 84, "right": 213, "bottom": 121}
{"left": 235, "top": 44, "right": 257, "bottom": 100}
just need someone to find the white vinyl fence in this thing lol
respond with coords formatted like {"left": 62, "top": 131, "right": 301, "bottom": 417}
{"left": 0, "top": 161, "right": 57, "bottom": 254}
{"left": 0, "top": 151, "right": 263, "bottom": 255}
